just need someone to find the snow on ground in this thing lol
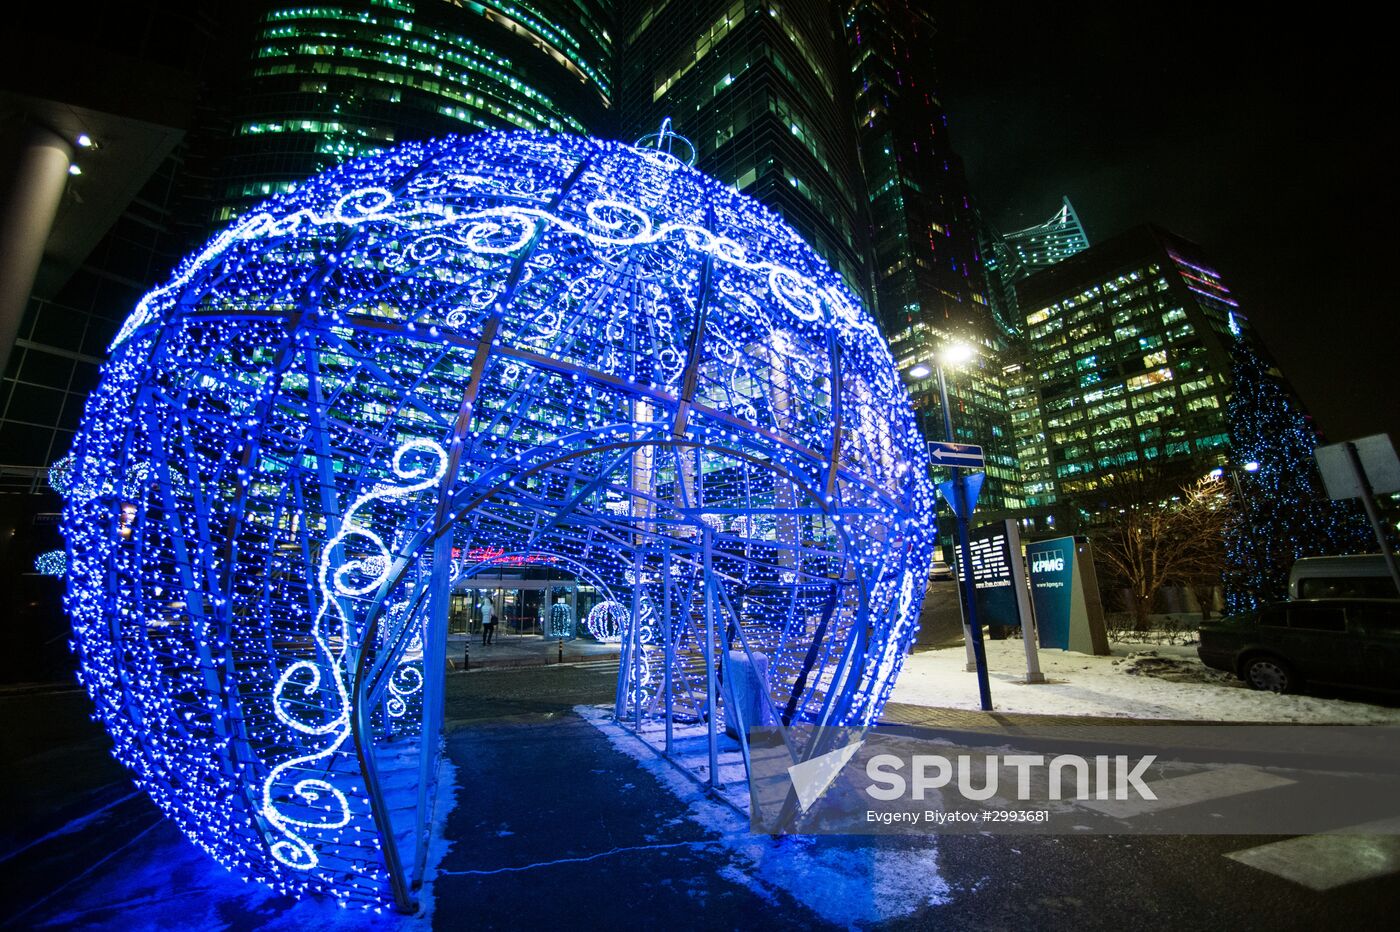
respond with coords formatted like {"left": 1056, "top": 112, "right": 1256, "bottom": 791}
{"left": 891, "top": 639, "right": 1400, "bottom": 724}
{"left": 576, "top": 705, "right": 951, "bottom": 926}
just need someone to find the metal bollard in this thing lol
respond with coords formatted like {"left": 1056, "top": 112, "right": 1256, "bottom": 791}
{"left": 557, "top": 636, "right": 564, "bottom": 664}
{"left": 463, "top": 641, "right": 470, "bottom": 672}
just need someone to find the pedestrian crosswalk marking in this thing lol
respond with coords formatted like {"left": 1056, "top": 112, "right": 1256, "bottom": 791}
{"left": 1076, "top": 765, "right": 1294, "bottom": 819}
{"left": 1225, "top": 818, "right": 1400, "bottom": 891}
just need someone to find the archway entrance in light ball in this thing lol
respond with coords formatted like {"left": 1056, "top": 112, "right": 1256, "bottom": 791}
{"left": 58, "top": 131, "right": 934, "bottom": 912}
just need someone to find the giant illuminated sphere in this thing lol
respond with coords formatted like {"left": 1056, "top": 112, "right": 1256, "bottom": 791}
{"left": 59, "top": 131, "right": 934, "bottom": 909}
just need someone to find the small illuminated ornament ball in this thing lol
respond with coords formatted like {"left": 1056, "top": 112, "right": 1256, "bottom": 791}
{"left": 585, "top": 600, "right": 628, "bottom": 642}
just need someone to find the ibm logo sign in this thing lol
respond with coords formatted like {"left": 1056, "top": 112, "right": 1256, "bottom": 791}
{"left": 1032, "top": 549, "right": 1066, "bottom": 574}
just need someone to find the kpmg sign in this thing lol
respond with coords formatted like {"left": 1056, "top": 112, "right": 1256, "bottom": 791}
{"left": 1030, "top": 548, "right": 1066, "bottom": 575}
{"left": 1025, "top": 536, "right": 1108, "bottom": 654}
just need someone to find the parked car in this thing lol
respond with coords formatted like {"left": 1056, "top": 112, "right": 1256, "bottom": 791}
{"left": 1198, "top": 599, "right": 1400, "bottom": 694}
{"left": 929, "top": 561, "right": 955, "bottom": 581}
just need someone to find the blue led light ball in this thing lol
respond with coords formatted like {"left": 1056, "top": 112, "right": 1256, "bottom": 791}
{"left": 60, "top": 132, "right": 933, "bottom": 908}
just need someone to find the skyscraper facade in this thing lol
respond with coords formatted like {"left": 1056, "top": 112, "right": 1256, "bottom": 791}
{"left": 1, "top": 1, "right": 619, "bottom": 680}
{"left": 4, "top": 0, "right": 620, "bottom": 482}
{"left": 217, "top": 0, "right": 615, "bottom": 222}
{"left": 619, "top": 0, "right": 870, "bottom": 294}
{"left": 981, "top": 196, "right": 1090, "bottom": 333}
{"left": 1004, "top": 196, "right": 1090, "bottom": 274}
{"left": 1017, "top": 224, "right": 1257, "bottom": 525}
{"left": 845, "top": 0, "right": 987, "bottom": 341}
{"left": 843, "top": 0, "right": 1020, "bottom": 517}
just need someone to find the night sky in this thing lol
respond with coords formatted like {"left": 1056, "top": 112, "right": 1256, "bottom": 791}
{"left": 935, "top": 2, "right": 1399, "bottom": 446}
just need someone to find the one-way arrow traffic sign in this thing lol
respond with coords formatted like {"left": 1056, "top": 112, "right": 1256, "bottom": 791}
{"left": 928, "top": 441, "right": 985, "bottom": 468}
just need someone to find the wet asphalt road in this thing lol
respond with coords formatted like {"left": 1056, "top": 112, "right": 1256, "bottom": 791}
{"left": 436, "top": 664, "right": 1400, "bottom": 931}
{"left": 5, "top": 664, "right": 1400, "bottom": 930}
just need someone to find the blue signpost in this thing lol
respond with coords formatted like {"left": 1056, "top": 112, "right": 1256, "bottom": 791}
{"left": 931, "top": 376, "right": 993, "bottom": 710}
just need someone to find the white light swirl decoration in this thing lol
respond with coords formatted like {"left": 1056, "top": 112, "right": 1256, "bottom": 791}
{"left": 383, "top": 595, "right": 427, "bottom": 721}
{"left": 111, "top": 183, "right": 887, "bottom": 363}
{"left": 386, "top": 665, "right": 424, "bottom": 719}
{"left": 626, "top": 596, "right": 661, "bottom": 709}
{"left": 261, "top": 437, "right": 446, "bottom": 871}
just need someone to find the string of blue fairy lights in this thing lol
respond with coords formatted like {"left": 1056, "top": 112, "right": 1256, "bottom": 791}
{"left": 58, "top": 129, "right": 934, "bottom": 909}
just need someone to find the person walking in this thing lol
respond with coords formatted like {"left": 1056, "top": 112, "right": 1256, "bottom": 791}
{"left": 480, "top": 594, "right": 496, "bottom": 646}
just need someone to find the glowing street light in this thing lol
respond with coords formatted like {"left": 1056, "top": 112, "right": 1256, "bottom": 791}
{"left": 1219, "top": 460, "right": 1266, "bottom": 588}
{"left": 902, "top": 340, "right": 991, "bottom": 707}
{"left": 938, "top": 342, "right": 976, "bottom": 366}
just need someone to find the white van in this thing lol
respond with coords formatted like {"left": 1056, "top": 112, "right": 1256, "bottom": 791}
{"left": 1288, "top": 554, "right": 1398, "bottom": 600}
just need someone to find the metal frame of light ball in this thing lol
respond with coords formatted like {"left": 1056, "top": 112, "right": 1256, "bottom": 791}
{"left": 58, "top": 130, "right": 934, "bottom": 912}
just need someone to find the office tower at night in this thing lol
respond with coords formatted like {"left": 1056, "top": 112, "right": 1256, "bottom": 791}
{"left": 1, "top": 1, "right": 618, "bottom": 679}
{"left": 1004, "top": 196, "right": 1090, "bottom": 274}
{"left": 981, "top": 196, "right": 1090, "bottom": 333}
{"left": 4, "top": 0, "right": 620, "bottom": 477}
{"left": 217, "top": 0, "right": 615, "bottom": 221}
{"left": 620, "top": 0, "right": 870, "bottom": 293}
{"left": 845, "top": 0, "right": 987, "bottom": 340}
{"left": 843, "top": 0, "right": 1020, "bottom": 516}
{"left": 1017, "top": 224, "right": 1258, "bottom": 524}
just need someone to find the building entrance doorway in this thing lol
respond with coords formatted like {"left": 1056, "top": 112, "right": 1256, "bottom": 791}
{"left": 449, "top": 571, "right": 609, "bottom": 641}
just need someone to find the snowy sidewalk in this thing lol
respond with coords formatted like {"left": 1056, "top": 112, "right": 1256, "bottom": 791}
{"left": 889, "top": 639, "right": 1400, "bottom": 724}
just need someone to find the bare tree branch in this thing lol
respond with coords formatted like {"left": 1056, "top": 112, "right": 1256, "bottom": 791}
{"left": 1092, "top": 464, "right": 1228, "bottom": 630}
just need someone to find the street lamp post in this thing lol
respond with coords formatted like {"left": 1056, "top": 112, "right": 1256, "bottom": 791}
{"left": 917, "top": 345, "right": 993, "bottom": 711}
{"left": 1209, "top": 460, "right": 1259, "bottom": 517}
{"left": 1212, "top": 460, "right": 1264, "bottom": 606}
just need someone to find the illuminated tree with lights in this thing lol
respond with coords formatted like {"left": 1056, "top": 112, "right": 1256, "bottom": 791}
{"left": 1224, "top": 341, "right": 1372, "bottom": 611}
{"left": 57, "top": 130, "right": 933, "bottom": 911}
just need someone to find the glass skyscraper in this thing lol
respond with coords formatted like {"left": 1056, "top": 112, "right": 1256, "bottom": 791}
{"left": 4, "top": 0, "right": 619, "bottom": 481}
{"left": 981, "top": 196, "right": 1090, "bottom": 333}
{"left": 843, "top": 0, "right": 1021, "bottom": 519}
{"left": 620, "top": 0, "right": 870, "bottom": 295}
{"left": 1004, "top": 196, "right": 1090, "bottom": 273}
{"left": 845, "top": 0, "right": 988, "bottom": 340}
{"left": 1, "top": 1, "right": 618, "bottom": 681}
{"left": 1017, "top": 224, "right": 1257, "bottom": 525}
{"left": 216, "top": 0, "right": 615, "bottom": 222}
